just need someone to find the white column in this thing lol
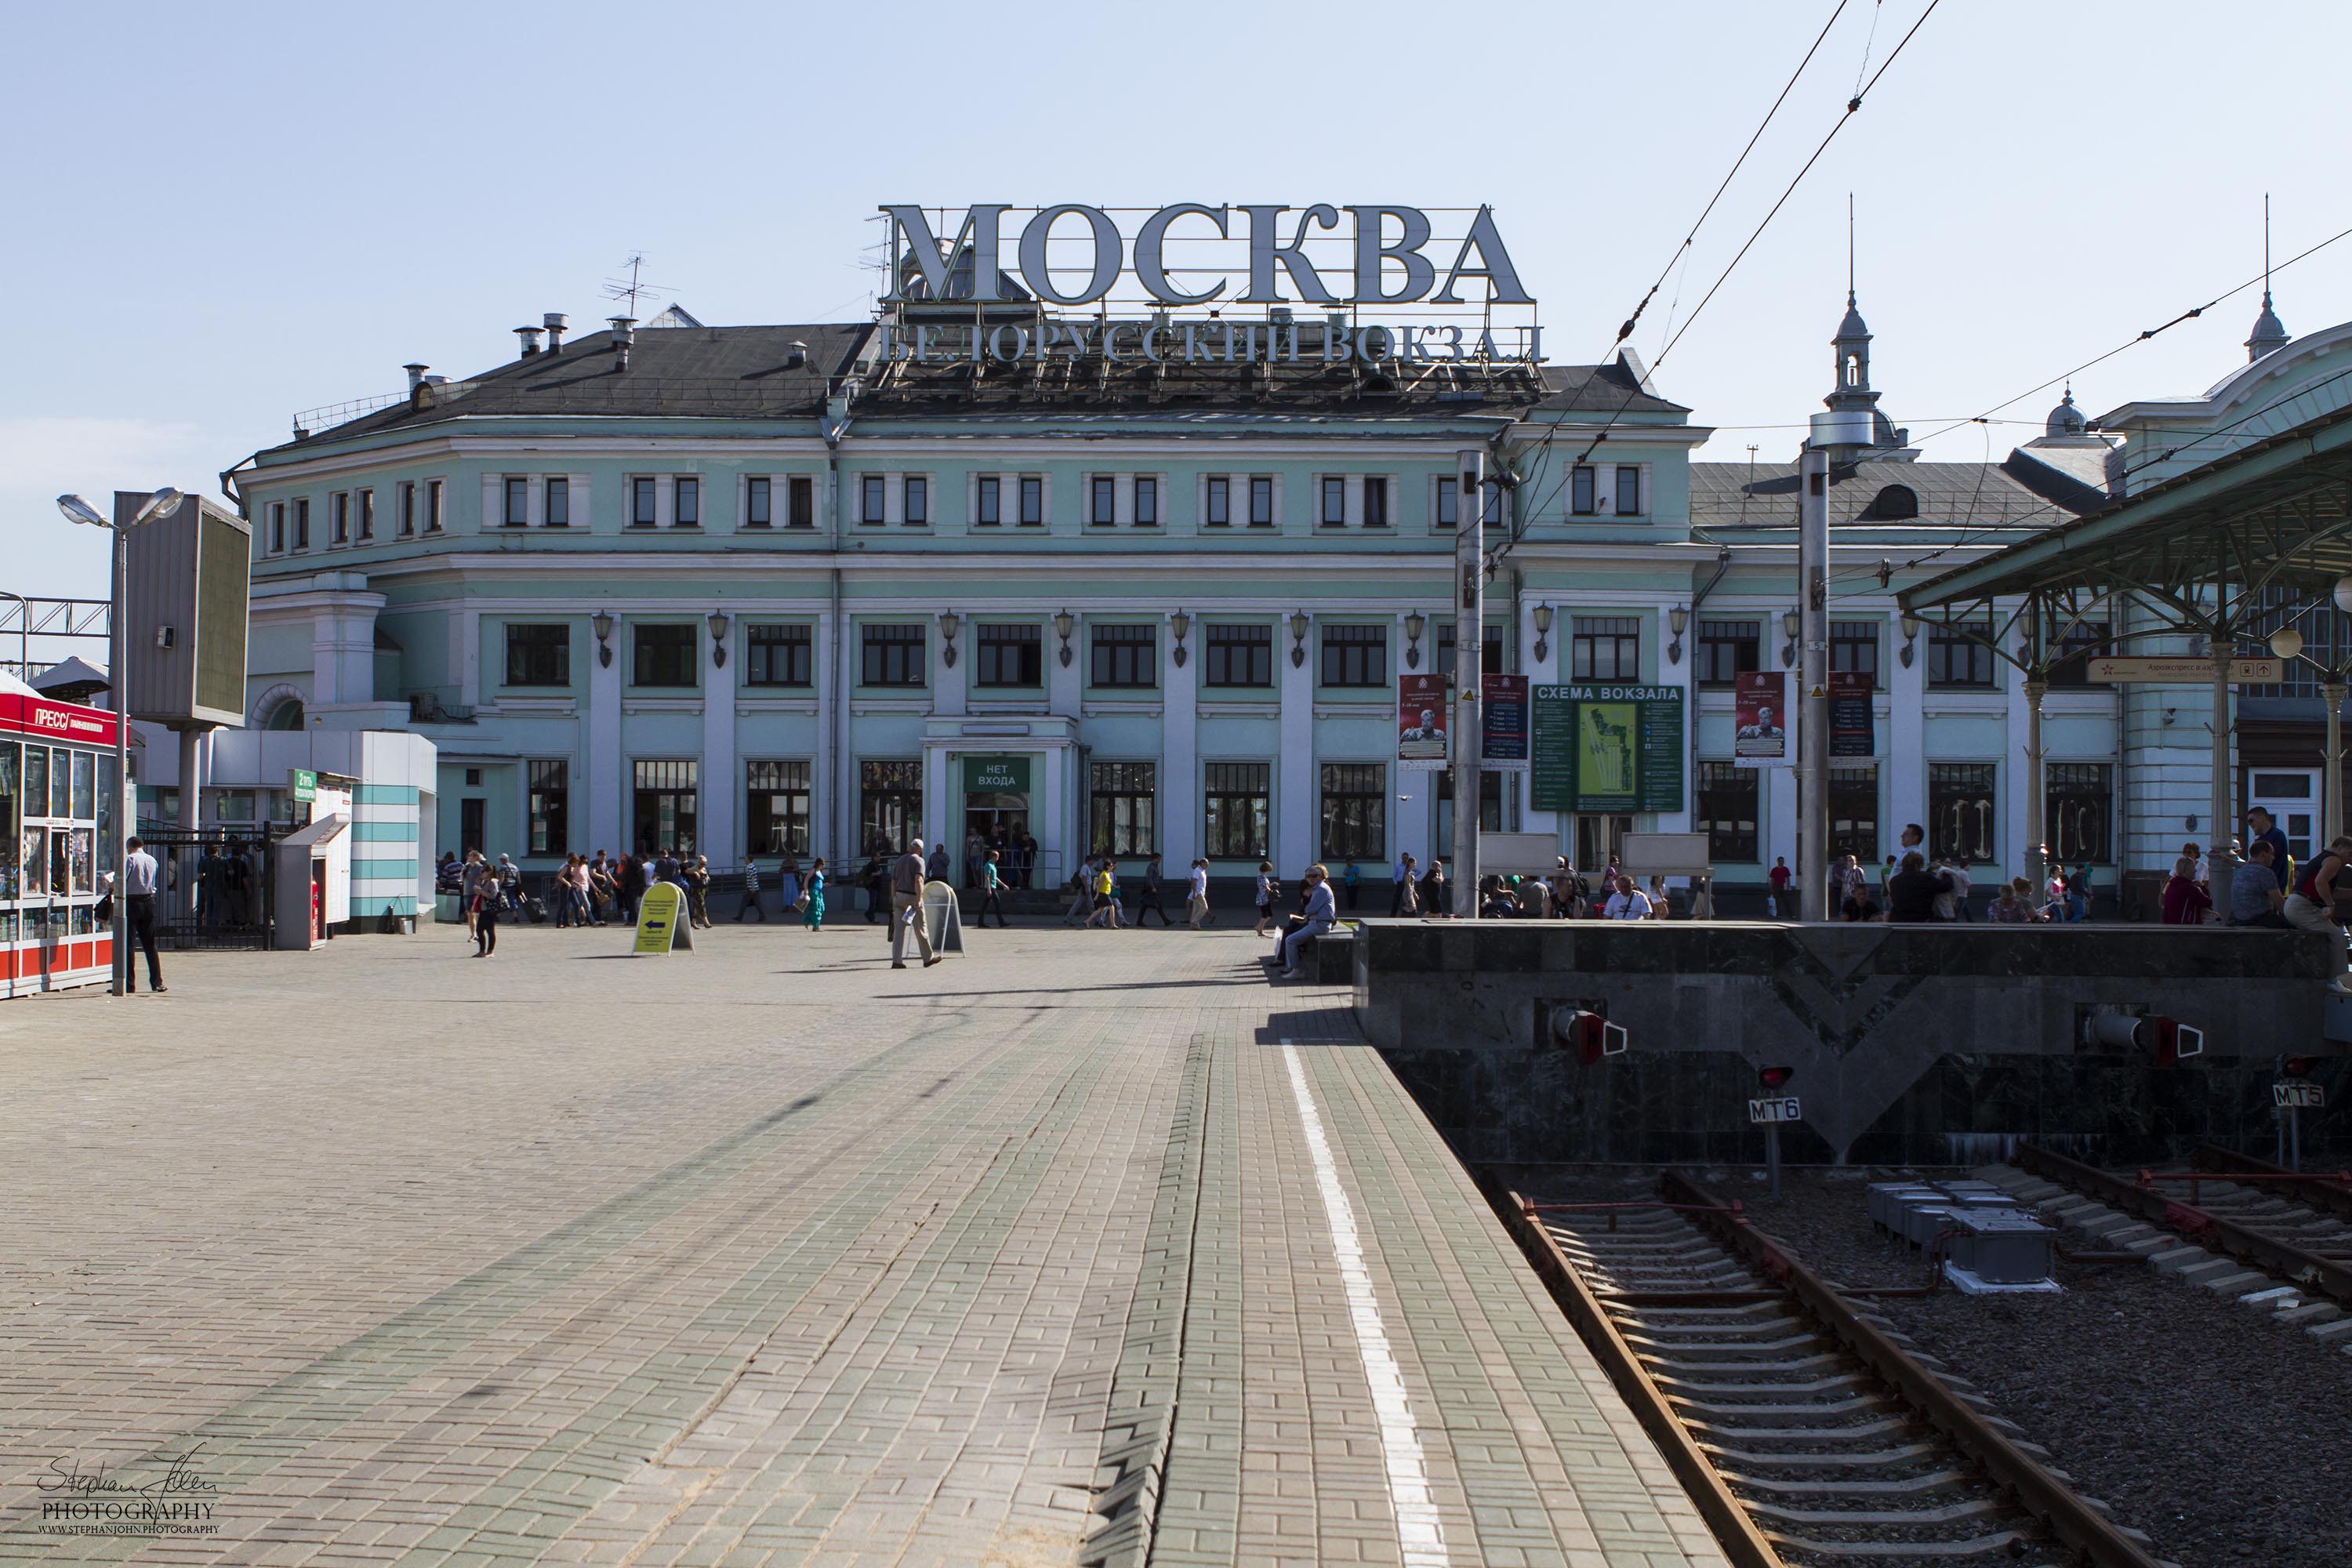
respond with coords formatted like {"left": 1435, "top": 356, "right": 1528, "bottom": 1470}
{"left": 587, "top": 619, "right": 622, "bottom": 855}
{"left": 1653, "top": 598, "right": 1693, "bottom": 834}
{"left": 1279, "top": 612, "right": 1314, "bottom": 871}
{"left": 1762, "top": 760, "right": 1797, "bottom": 893}
{"left": 1042, "top": 743, "right": 1068, "bottom": 883}
{"left": 1049, "top": 615, "right": 1083, "bottom": 718}
{"left": 702, "top": 629, "right": 737, "bottom": 865}
{"left": 1397, "top": 610, "right": 1435, "bottom": 873}
{"left": 937, "top": 615, "right": 968, "bottom": 717}
{"left": 459, "top": 608, "right": 481, "bottom": 709}
{"left": 1887, "top": 620, "right": 1928, "bottom": 858}
{"left": 923, "top": 746, "right": 949, "bottom": 860}
{"left": 1163, "top": 613, "right": 1198, "bottom": 868}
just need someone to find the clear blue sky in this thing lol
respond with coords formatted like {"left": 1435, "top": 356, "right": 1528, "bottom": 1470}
{"left": 9, "top": 0, "right": 2349, "bottom": 603}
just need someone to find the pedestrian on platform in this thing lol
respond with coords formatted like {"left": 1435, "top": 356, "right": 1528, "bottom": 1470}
{"left": 2282, "top": 835, "right": 2352, "bottom": 985}
{"left": 2230, "top": 840, "right": 2290, "bottom": 928}
{"left": 1766, "top": 856, "right": 1790, "bottom": 916}
{"left": 736, "top": 855, "right": 765, "bottom": 922}
{"left": 779, "top": 850, "right": 800, "bottom": 912}
{"left": 473, "top": 872, "right": 500, "bottom": 956}
{"left": 1602, "top": 874, "right": 1650, "bottom": 921}
{"left": 1088, "top": 858, "right": 1122, "bottom": 930}
{"left": 1987, "top": 878, "right": 2039, "bottom": 922}
{"left": 2161, "top": 857, "right": 2212, "bottom": 924}
{"left": 801, "top": 858, "right": 826, "bottom": 929}
{"left": 890, "top": 839, "right": 941, "bottom": 968}
{"left": 1885, "top": 851, "right": 1950, "bottom": 924}
{"left": 1254, "top": 861, "right": 1278, "bottom": 936}
{"left": 979, "top": 849, "right": 1008, "bottom": 927}
{"left": 120, "top": 836, "right": 165, "bottom": 993}
{"left": 2248, "top": 810, "right": 2293, "bottom": 891}
{"left": 1690, "top": 876, "right": 1716, "bottom": 920}
{"left": 1135, "top": 853, "right": 1171, "bottom": 926}
{"left": 1390, "top": 851, "right": 1417, "bottom": 916}
{"left": 1422, "top": 858, "right": 1447, "bottom": 917}
{"left": 1278, "top": 864, "right": 1338, "bottom": 978}
{"left": 927, "top": 840, "right": 950, "bottom": 884}
{"left": 1187, "top": 858, "right": 1212, "bottom": 927}
{"left": 688, "top": 856, "right": 715, "bottom": 927}
{"left": 1342, "top": 861, "right": 1360, "bottom": 911}
{"left": 459, "top": 849, "right": 486, "bottom": 939}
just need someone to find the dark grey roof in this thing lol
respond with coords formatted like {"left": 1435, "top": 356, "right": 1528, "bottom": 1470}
{"left": 273, "top": 323, "right": 873, "bottom": 451}
{"left": 1690, "top": 455, "right": 2094, "bottom": 539}
{"left": 1531, "top": 358, "right": 1687, "bottom": 416}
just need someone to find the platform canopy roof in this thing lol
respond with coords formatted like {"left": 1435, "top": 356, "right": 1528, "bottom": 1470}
{"left": 1901, "top": 397, "right": 2352, "bottom": 638}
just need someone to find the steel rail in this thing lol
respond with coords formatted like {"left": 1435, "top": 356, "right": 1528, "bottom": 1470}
{"left": 2018, "top": 1142, "right": 2352, "bottom": 1305}
{"left": 1657, "top": 1169, "right": 2165, "bottom": 1568}
{"left": 2192, "top": 1142, "right": 2352, "bottom": 1224}
{"left": 1494, "top": 1189, "right": 1785, "bottom": 1568}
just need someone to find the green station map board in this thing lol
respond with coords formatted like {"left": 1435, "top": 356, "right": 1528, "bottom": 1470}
{"left": 1530, "top": 684, "right": 1684, "bottom": 813}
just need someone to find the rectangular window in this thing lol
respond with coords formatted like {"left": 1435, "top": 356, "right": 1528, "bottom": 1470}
{"left": 294, "top": 497, "right": 310, "bottom": 548}
{"left": 1480, "top": 478, "right": 1504, "bottom": 530}
{"left": 503, "top": 478, "right": 528, "bottom": 528}
{"left": 1134, "top": 476, "right": 1157, "bottom": 528}
{"left": 1570, "top": 615, "right": 1640, "bottom": 681}
{"left": 1697, "top": 761, "right": 1758, "bottom": 862}
{"left": 1090, "top": 624, "right": 1156, "bottom": 688}
{"left": 528, "top": 760, "right": 568, "bottom": 855}
{"left": 504, "top": 623, "right": 571, "bottom": 688}
{"left": 396, "top": 483, "right": 414, "bottom": 537}
{"left": 1206, "top": 475, "right": 1230, "bottom": 528}
{"left": 1321, "top": 477, "right": 1346, "bottom": 528}
{"left": 331, "top": 492, "right": 350, "bottom": 543}
{"left": 1436, "top": 767, "right": 1505, "bottom": 833}
{"left": 1090, "top": 475, "right": 1116, "bottom": 527}
{"left": 1435, "top": 476, "right": 1457, "bottom": 529}
{"left": 1696, "top": 620, "right": 1760, "bottom": 688}
{"left": 1019, "top": 476, "right": 1043, "bottom": 526}
{"left": 1319, "top": 763, "right": 1385, "bottom": 860}
{"left": 903, "top": 475, "right": 927, "bottom": 526}
{"left": 1319, "top": 624, "right": 1388, "bottom": 688}
{"left": 861, "top": 623, "right": 927, "bottom": 687}
{"left": 674, "top": 476, "right": 700, "bottom": 527}
{"left": 1830, "top": 764, "right": 1879, "bottom": 864}
{"left": 977, "top": 622, "right": 1042, "bottom": 688}
{"left": 632, "top": 623, "right": 698, "bottom": 688}
{"left": 745, "top": 624, "right": 812, "bottom": 688}
{"left": 975, "top": 475, "right": 1000, "bottom": 527}
{"left": 357, "top": 488, "right": 375, "bottom": 539}
{"left": 1928, "top": 762, "right": 1998, "bottom": 864}
{"left": 2043, "top": 619, "right": 2112, "bottom": 689}
{"left": 1203, "top": 761, "right": 1270, "bottom": 859}
{"left": 1364, "top": 476, "right": 1388, "bottom": 528}
{"left": 425, "top": 480, "right": 442, "bottom": 533}
{"left": 1614, "top": 465, "right": 1641, "bottom": 516}
{"left": 1435, "top": 622, "right": 1505, "bottom": 678}
{"left": 861, "top": 474, "right": 886, "bottom": 525}
{"left": 1249, "top": 476, "right": 1274, "bottom": 528}
{"left": 1571, "top": 466, "right": 1596, "bottom": 515}
{"left": 2046, "top": 761, "right": 2113, "bottom": 863}
{"left": 544, "top": 476, "right": 568, "bottom": 528}
{"left": 1090, "top": 760, "right": 1156, "bottom": 854}
{"left": 1831, "top": 620, "right": 1880, "bottom": 677}
{"left": 746, "top": 760, "right": 812, "bottom": 856}
{"left": 744, "top": 476, "right": 771, "bottom": 528}
{"left": 631, "top": 476, "right": 657, "bottom": 527}
{"left": 788, "top": 475, "right": 814, "bottom": 528}
{"left": 631, "top": 760, "right": 698, "bottom": 855}
{"left": 269, "top": 502, "right": 285, "bottom": 552}
{"left": 1928, "top": 619, "right": 1995, "bottom": 688}
{"left": 1205, "top": 624, "right": 1272, "bottom": 688}
{"left": 858, "top": 760, "right": 921, "bottom": 855}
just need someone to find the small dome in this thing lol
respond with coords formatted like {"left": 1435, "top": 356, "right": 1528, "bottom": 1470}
{"left": 1835, "top": 289, "right": 1870, "bottom": 343}
{"left": 2246, "top": 290, "right": 2288, "bottom": 361}
{"left": 2045, "top": 385, "right": 2086, "bottom": 437}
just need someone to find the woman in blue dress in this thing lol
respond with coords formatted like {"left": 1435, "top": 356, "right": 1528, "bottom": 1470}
{"left": 801, "top": 858, "right": 826, "bottom": 930}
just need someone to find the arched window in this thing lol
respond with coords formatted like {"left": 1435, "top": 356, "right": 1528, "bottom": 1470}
{"left": 1844, "top": 354, "right": 1863, "bottom": 388}
{"left": 1862, "top": 484, "right": 1918, "bottom": 521}
{"left": 266, "top": 699, "right": 306, "bottom": 731}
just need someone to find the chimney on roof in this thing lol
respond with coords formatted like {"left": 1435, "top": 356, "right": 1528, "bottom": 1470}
{"left": 609, "top": 317, "right": 636, "bottom": 371}
{"left": 543, "top": 312, "right": 568, "bottom": 354}
{"left": 404, "top": 363, "right": 429, "bottom": 392}
{"left": 515, "top": 325, "right": 543, "bottom": 357}
{"left": 786, "top": 340, "right": 808, "bottom": 369}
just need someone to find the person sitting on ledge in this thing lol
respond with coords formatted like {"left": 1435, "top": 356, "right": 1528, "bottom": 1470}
{"left": 2161, "top": 857, "right": 2212, "bottom": 924}
{"left": 1883, "top": 851, "right": 1951, "bottom": 924}
{"left": 2281, "top": 835, "right": 2352, "bottom": 990}
{"left": 2230, "top": 839, "right": 2291, "bottom": 929}
{"left": 1987, "top": 877, "right": 2042, "bottom": 923}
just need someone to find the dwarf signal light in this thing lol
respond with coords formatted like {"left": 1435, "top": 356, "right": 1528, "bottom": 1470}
{"left": 2283, "top": 1055, "right": 2319, "bottom": 1078}
{"left": 1757, "top": 1065, "right": 1796, "bottom": 1091}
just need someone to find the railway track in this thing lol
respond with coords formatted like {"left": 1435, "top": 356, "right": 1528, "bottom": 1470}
{"left": 1494, "top": 1171, "right": 2166, "bottom": 1568}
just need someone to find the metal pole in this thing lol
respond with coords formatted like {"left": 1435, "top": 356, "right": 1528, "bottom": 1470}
{"left": 1452, "top": 448, "right": 1486, "bottom": 916}
{"left": 2325, "top": 677, "right": 2346, "bottom": 844}
{"left": 2024, "top": 677, "right": 2048, "bottom": 895}
{"left": 1797, "top": 447, "right": 1830, "bottom": 919}
{"left": 111, "top": 524, "right": 128, "bottom": 998}
{"left": 2211, "top": 649, "right": 2234, "bottom": 885}
{"left": 1766, "top": 1123, "right": 1783, "bottom": 1200}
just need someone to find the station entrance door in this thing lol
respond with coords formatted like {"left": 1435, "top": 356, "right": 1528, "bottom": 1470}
{"left": 960, "top": 755, "right": 1033, "bottom": 885}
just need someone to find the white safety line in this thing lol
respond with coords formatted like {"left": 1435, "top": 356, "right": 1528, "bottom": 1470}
{"left": 1280, "top": 1040, "right": 1452, "bottom": 1568}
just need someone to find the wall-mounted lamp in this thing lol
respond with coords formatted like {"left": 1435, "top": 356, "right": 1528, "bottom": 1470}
{"left": 1899, "top": 612, "right": 1921, "bottom": 670}
{"left": 938, "top": 609, "right": 962, "bottom": 667}
{"left": 1667, "top": 603, "right": 1689, "bottom": 666}
{"left": 1171, "top": 608, "right": 1192, "bottom": 667}
{"left": 1054, "top": 608, "right": 1076, "bottom": 667}
{"left": 593, "top": 609, "right": 615, "bottom": 669}
{"left": 1531, "top": 602, "right": 1554, "bottom": 662}
{"left": 707, "top": 610, "right": 731, "bottom": 667}
{"left": 1404, "top": 608, "right": 1425, "bottom": 669}
{"left": 1780, "top": 608, "right": 1801, "bottom": 667}
{"left": 1289, "top": 609, "right": 1311, "bottom": 668}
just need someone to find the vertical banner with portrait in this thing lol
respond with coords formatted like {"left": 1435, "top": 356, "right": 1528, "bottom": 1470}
{"left": 1396, "top": 673, "right": 1450, "bottom": 771}
{"left": 1733, "top": 670, "right": 1789, "bottom": 768}
{"left": 1479, "top": 673, "right": 1529, "bottom": 773}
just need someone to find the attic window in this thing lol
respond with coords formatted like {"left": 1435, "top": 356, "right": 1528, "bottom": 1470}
{"left": 1862, "top": 484, "right": 1918, "bottom": 521}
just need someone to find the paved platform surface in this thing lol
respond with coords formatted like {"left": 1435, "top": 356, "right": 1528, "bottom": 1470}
{"left": 0, "top": 921, "right": 1724, "bottom": 1568}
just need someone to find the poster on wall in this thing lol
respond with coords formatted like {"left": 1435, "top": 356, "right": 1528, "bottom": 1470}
{"left": 1733, "top": 670, "right": 1788, "bottom": 768}
{"left": 1828, "top": 671, "right": 1875, "bottom": 757}
{"left": 1397, "top": 673, "right": 1450, "bottom": 771}
{"left": 1480, "top": 673, "right": 1529, "bottom": 773}
{"left": 1530, "top": 685, "right": 1684, "bottom": 813}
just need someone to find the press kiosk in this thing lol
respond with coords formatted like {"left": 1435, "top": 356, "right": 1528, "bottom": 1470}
{"left": 273, "top": 769, "right": 353, "bottom": 949}
{"left": 0, "top": 672, "right": 122, "bottom": 996}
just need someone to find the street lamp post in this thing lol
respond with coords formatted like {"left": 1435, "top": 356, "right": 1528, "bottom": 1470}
{"left": 57, "top": 488, "right": 181, "bottom": 997}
